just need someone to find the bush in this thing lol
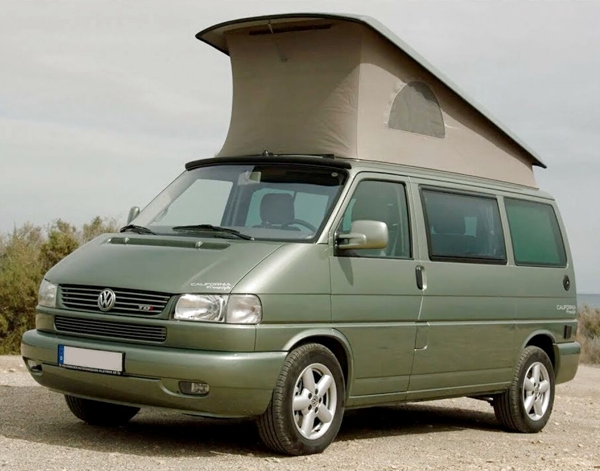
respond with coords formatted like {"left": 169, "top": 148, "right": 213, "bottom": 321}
{"left": 577, "top": 306, "right": 600, "bottom": 364}
{"left": 0, "top": 224, "right": 45, "bottom": 354}
{"left": 0, "top": 217, "right": 119, "bottom": 354}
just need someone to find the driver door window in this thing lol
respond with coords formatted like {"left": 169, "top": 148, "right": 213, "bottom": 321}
{"left": 339, "top": 180, "right": 411, "bottom": 258}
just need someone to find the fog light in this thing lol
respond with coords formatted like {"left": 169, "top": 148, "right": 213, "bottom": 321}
{"left": 179, "top": 381, "right": 210, "bottom": 396}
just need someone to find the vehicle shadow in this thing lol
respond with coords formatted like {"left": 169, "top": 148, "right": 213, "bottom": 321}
{"left": 1, "top": 384, "right": 501, "bottom": 458}
{"left": 338, "top": 402, "right": 502, "bottom": 442}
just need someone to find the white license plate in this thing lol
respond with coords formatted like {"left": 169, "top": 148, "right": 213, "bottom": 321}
{"left": 58, "top": 345, "right": 123, "bottom": 375}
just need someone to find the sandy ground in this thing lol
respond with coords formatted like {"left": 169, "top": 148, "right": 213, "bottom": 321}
{"left": 0, "top": 355, "right": 598, "bottom": 471}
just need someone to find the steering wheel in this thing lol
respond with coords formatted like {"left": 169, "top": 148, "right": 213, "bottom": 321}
{"left": 281, "top": 219, "right": 317, "bottom": 232}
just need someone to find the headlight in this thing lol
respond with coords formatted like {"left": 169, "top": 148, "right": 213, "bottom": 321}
{"left": 38, "top": 279, "right": 57, "bottom": 308}
{"left": 174, "top": 294, "right": 262, "bottom": 324}
{"left": 174, "top": 294, "right": 226, "bottom": 322}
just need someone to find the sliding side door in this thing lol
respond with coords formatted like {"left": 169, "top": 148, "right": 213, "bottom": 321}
{"left": 407, "top": 183, "right": 516, "bottom": 399}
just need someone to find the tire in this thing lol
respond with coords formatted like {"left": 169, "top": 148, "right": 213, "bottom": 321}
{"left": 257, "top": 343, "right": 345, "bottom": 455}
{"left": 64, "top": 395, "right": 140, "bottom": 426}
{"left": 493, "top": 346, "right": 555, "bottom": 433}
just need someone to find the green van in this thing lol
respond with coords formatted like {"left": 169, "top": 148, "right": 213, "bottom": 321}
{"left": 21, "top": 14, "right": 580, "bottom": 456}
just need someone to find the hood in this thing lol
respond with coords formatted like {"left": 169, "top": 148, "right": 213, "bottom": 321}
{"left": 46, "top": 234, "right": 284, "bottom": 294}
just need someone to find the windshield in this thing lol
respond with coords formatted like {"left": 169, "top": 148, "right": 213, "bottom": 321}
{"left": 131, "top": 163, "right": 347, "bottom": 241}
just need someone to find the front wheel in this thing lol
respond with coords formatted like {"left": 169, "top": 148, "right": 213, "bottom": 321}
{"left": 493, "top": 346, "right": 555, "bottom": 433}
{"left": 65, "top": 395, "right": 140, "bottom": 426}
{"left": 257, "top": 343, "right": 345, "bottom": 455}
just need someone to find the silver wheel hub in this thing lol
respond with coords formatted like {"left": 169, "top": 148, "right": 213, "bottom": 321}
{"left": 292, "top": 363, "right": 338, "bottom": 440}
{"left": 521, "top": 361, "right": 551, "bottom": 421}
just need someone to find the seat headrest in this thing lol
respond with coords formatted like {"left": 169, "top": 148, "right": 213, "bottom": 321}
{"left": 260, "top": 193, "right": 295, "bottom": 225}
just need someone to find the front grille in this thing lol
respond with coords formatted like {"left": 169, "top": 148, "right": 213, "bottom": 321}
{"left": 55, "top": 316, "right": 167, "bottom": 343}
{"left": 60, "top": 285, "right": 170, "bottom": 315}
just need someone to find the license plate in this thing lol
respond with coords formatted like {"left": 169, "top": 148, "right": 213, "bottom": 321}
{"left": 58, "top": 345, "right": 123, "bottom": 375}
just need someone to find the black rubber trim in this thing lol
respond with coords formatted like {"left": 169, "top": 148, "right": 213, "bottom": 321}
{"left": 185, "top": 155, "right": 353, "bottom": 171}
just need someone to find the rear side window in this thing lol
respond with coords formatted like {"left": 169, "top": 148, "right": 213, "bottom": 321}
{"left": 422, "top": 189, "right": 506, "bottom": 263}
{"left": 505, "top": 199, "right": 567, "bottom": 267}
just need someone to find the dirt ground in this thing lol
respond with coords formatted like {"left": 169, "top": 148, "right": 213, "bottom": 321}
{"left": 0, "top": 355, "right": 598, "bottom": 471}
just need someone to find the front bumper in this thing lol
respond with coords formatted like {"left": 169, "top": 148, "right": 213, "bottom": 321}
{"left": 21, "top": 329, "right": 286, "bottom": 418}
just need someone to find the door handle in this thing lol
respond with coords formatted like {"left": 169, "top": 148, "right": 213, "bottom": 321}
{"left": 415, "top": 265, "right": 424, "bottom": 290}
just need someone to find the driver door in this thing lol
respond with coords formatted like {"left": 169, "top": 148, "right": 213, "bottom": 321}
{"left": 329, "top": 175, "right": 422, "bottom": 403}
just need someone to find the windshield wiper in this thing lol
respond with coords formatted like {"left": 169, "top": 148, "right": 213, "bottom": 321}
{"left": 119, "top": 224, "right": 156, "bottom": 235}
{"left": 171, "top": 224, "right": 254, "bottom": 240}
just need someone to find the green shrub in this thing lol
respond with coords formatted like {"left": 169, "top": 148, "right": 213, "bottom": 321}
{"left": 577, "top": 306, "right": 600, "bottom": 364}
{"left": 0, "top": 217, "right": 119, "bottom": 354}
{"left": 0, "top": 224, "right": 45, "bottom": 354}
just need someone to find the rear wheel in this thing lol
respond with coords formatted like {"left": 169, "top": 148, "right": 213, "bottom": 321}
{"left": 65, "top": 395, "right": 140, "bottom": 426}
{"left": 257, "top": 343, "right": 345, "bottom": 455}
{"left": 494, "top": 346, "right": 555, "bottom": 433}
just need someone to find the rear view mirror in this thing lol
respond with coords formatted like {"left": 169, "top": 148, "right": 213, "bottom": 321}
{"left": 127, "top": 206, "right": 140, "bottom": 225}
{"left": 337, "top": 220, "right": 388, "bottom": 250}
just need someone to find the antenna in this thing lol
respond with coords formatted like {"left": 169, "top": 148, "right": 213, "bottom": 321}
{"left": 268, "top": 20, "right": 288, "bottom": 63}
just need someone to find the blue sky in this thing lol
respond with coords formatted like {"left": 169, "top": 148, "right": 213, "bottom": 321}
{"left": 1, "top": 0, "right": 599, "bottom": 292}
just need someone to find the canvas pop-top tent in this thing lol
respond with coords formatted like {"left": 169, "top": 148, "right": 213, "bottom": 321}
{"left": 197, "top": 14, "right": 545, "bottom": 188}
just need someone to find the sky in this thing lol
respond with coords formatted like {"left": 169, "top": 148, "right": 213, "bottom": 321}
{"left": 1, "top": 0, "right": 599, "bottom": 292}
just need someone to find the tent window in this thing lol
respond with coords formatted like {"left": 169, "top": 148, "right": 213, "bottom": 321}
{"left": 389, "top": 82, "right": 445, "bottom": 138}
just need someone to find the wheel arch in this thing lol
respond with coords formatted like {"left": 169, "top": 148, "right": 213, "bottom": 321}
{"left": 283, "top": 329, "right": 354, "bottom": 396}
{"left": 522, "top": 332, "right": 556, "bottom": 370}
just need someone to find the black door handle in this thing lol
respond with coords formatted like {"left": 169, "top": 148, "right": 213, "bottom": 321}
{"left": 416, "top": 265, "right": 424, "bottom": 290}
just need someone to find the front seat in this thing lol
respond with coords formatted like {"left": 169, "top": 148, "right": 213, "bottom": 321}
{"left": 259, "top": 193, "right": 295, "bottom": 227}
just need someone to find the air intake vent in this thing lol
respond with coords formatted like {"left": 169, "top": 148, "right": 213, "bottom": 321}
{"left": 249, "top": 23, "right": 332, "bottom": 36}
{"left": 55, "top": 316, "right": 167, "bottom": 343}
{"left": 106, "top": 237, "right": 230, "bottom": 250}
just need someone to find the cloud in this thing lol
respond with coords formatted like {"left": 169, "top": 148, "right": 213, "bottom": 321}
{"left": 0, "top": 116, "right": 219, "bottom": 229}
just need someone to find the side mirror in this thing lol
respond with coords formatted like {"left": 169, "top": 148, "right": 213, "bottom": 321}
{"left": 337, "top": 220, "right": 388, "bottom": 250}
{"left": 126, "top": 206, "right": 140, "bottom": 225}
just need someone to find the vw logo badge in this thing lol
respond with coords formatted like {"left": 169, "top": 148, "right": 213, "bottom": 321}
{"left": 98, "top": 289, "right": 116, "bottom": 312}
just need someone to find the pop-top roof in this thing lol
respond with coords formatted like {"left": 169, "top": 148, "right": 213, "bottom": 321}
{"left": 196, "top": 13, "right": 545, "bottom": 187}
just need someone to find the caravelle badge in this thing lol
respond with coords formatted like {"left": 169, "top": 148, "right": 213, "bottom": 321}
{"left": 97, "top": 289, "right": 116, "bottom": 312}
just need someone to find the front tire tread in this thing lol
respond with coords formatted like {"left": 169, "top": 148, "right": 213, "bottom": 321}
{"left": 257, "top": 343, "right": 345, "bottom": 455}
